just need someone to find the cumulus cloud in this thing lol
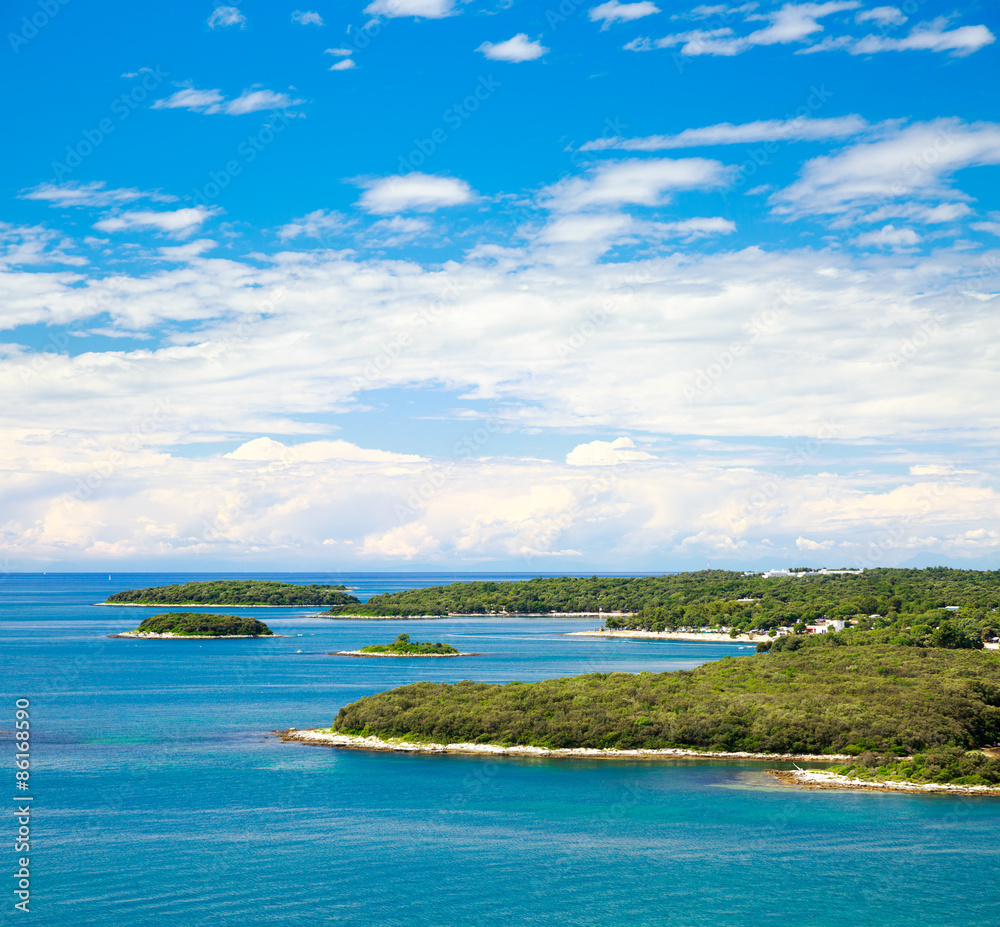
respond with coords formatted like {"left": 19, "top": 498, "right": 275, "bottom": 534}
{"left": 207, "top": 6, "right": 245, "bottom": 28}
{"left": 325, "top": 47, "right": 355, "bottom": 70}
{"left": 21, "top": 181, "right": 177, "bottom": 208}
{"left": 477, "top": 34, "right": 549, "bottom": 62}
{"left": 541, "top": 157, "right": 731, "bottom": 211}
{"left": 849, "top": 19, "right": 995, "bottom": 56}
{"left": 770, "top": 118, "right": 1000, "bottom": 216}
{"left": 158, "top": 239, "right": 218, "bottom": 261}
{"left": 276, "top": 210, "right": 349, "bottom": 241}
{"left": 589, "top": 2, "right": 660, "bottom": 29}
{"left": 855, "top": 6, "right": 905, "bottom": 25}
{"left": 355, "top": 174, "right": 476, "bottom": 214}
{"left": 632, "top": 3, "right": 992, "bottom": 57}
{"left": 153, "top": 84, "right": 303, "bottom": 115}
{"left": 566, "top": 437, "right": 656, "bottom": 465}
{"left": 580, "top": 115, "right": 868, "bottom": 151}
{"left": 850, "top": 224, "right": 920, "bottom": 248}
{"left": 364, "top": 0, "right": 457, "bottom": 18}
{"left": 93, "top": 207, "right": 219, "bottom": 238}
{"left": 291, "top": 10, "right": 323, "bottom": 25}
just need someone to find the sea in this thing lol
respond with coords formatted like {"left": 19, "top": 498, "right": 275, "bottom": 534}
{"left": 1, "top": 572, "right": 998, "bottom": 927}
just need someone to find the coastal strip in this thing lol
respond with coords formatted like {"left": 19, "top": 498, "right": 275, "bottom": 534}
{"left": 98, "top": 602, "right": 317, "bottom": 608}
{"left": 109, "top": 631, "right": 280, "bottom": 639}
{"left": 276, "top": 729, "right": 850, "bottom": 762}
{"left": 322, "top": 611, "right": 635, "bottom": 620}
{"left": 769, "top": 768, "right": 1000, "bottom": 796}
{"left": 565, "top": 629, "right": 771, "bottom": 644}
{"left": 330, "top": 650, "right": 479, "bottom": 658}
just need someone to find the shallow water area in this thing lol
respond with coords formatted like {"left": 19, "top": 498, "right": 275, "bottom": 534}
{"left": 2, "top": 572, "right": 998, "bottom": 926}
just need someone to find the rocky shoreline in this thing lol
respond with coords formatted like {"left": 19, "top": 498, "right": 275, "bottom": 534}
{"left": 276, "top": 729, "right": 850, "bottom": 762}
{"left": 769, "top": 767, "right": 1000, "bottom": 796}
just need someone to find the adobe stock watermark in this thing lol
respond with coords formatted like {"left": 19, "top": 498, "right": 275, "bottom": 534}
{"left": 396, "top": 75, "right": 500, "bottom": 174}
{"left": 191, "top": 111, "right": 294, "bottom": 207}
{"left": 683, "top": 291, "right": 790, "bottom": 402}
{"left": 394, "top": 408, "right": 506, "bottom": 524}
{"left": 8, "top": 0, "right": 71, "bottom": 53}
{"left": 51, "top": 68, "right": 168, "bottom": 181}
{"left": 63, "top": 400, "right": 175, "bottom": 508}
{"left": 731, "top": 419, "right": 840, "bottom": 527}
{"left": 351, "top": 278, "right": 463, "bottom": 393}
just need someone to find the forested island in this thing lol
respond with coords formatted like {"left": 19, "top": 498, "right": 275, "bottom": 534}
{"left": 317, "top": 629, "right": 1000, "bottom": 787}
{"left": 102, "top": 580, "right": 360, "bottom": 608}
{"left": 334, "top": 633, "right": 468, "bottom": 658}
{"left": 115, "top": 613, "right": 274, "bottom": 638}
{"left": 322, "top": 568, "right": 1000, "bottom": 645}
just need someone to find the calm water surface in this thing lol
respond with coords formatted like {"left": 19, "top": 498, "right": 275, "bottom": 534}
{"left": 1, "top": 573, "right": 998, "bottom": 927}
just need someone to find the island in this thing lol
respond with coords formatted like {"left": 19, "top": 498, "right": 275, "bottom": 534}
{"left": 320, "top": 568, "right": 1000, "bottom": 648}
{"left": 101, "top": 580, "right": 361, "bottom": 608}
{"left": 333, "top": 633, "right": 475, "bottom": 658}
{"left": 284, "top": 625, "right": 1000, "bottom": 794}
{"left": 112, "top": 613, "right": 274, "bottom": 638}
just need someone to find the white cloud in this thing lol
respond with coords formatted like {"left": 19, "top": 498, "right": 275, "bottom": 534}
{"left": 0, "top": 222, "right": 87, "bottom": 268}
{"left": 850, "top": 19, "right": 995, "bottom": 56}
{"left": 589, "top": 2, "right": 660, "bottom": 29}
{"left": 639, "top": 3, "right": 992, "bottom": 58}
{"left": 158, "top": 240, "right": 218, "bottom": 261}
{"left": 655, "top": 216, "right": 736, "bottom": 238}
{"left": 21, "top": 181, "right": 177, "bottom": 208}
{"left": 855, "top": 6, "right": 905, "bottom": 25}
{"left": 541, "top": 157, "right": 730, "bottom": 211}
{"left": 854, "top": 202, "right": 971, "bottom": 225}
{"left": 566, "top": 437, "right": 656, "bottom": 465}
{"left": 580, "top": 115, "right": 868, "bottom": 151}
{"left": 329, "top": 58, "right": 357, "bottom": 71}
{"left": 356, "top": 174, "right": 476, "bottom": 214}
{"left": 277, "top": 210, "right": 348, "bottom": 241}
{"left": 291, "top": 10, "right": 324, "bottom": 25}
{"left": 369, "top": 216, "right": 433, "bottom": 246}
{"left": 796, "top": 536, "right": 834, "bottom": 550}
{"left": 226, "top": 436, "right": 423, "bottom": 463}
{"left": 364, "top": 0, "right": 457, "bottom": 18}
{"left": 153, "top": 85, "right": 303, "bottom": 115}
{"left": 477, "top": 34, "right": 549, "bottom": 62}
{"left": 770, "top": 118, "right": 1000, "bottom": 216}
{"left": 207, "top": 6, "right": 245, "bottom": 28}
{"left": 93, "top": 207, "right": 219, "bottom": 238}
{"left": 851, "top": 224, "right": 920, "bottom": 248}
{"left": 971, "top": 221, "right": 1000, "bottom": 237}
{"left": 325, "top": 47, "right": 353, "bottom": 56}
{"left": 653, "top": 1, "right": 860, "bottom": 56}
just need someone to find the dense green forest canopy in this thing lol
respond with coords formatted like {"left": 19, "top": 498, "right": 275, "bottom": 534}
{"left": 131, "top": 613, "right": 273, "bottom": 637}
{"left": 106, "top": 580, "right": 359, "bottom": 607}
{"left": 324, "top": 569, "right": 1000, "bottom": 641}
{"left": 333, "top": 643, "right": 1000, "bottom": 756}
{"left": 359, "top": 633, "right": 459, "bottom": 655}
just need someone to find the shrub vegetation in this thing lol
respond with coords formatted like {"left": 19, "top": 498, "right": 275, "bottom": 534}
{"left": 132, "top": 613, "right": 273, "bottom": 637}
{"left": 107, "top": 580, "right": 359, "bottom": 607}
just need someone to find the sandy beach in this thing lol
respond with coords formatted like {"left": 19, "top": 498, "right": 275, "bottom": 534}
{"left": 565, "top": 628, "right": 772, "bottom": 644}
{"left": 277, "top": 729, "right": 850, "bottom": 762}
{"left": 770, "top": 768, "right": 1000, "bottom": 796}
{"left": 330, "top": 650, "right": 478, "bottom": 658}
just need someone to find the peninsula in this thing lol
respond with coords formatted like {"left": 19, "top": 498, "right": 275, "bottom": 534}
{"left": 290, "top": 630, "right": 1000, "bottom": 793}
{"left": 113, "top": 612, "right": 274, "bottom": 638}
{"left": 333, "top": 633, "right": 473, "bottom": 658}
{"left": 101, "top": 580, "right": 361, "bottom": 608}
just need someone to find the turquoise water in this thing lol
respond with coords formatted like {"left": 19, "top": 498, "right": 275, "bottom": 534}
{"left": 2, "top": 573, "right": 998, "bottom": 926}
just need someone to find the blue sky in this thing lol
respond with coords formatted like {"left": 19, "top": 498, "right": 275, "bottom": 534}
{"left": 2, "top": 0, "right": 999, "bottom": 571}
